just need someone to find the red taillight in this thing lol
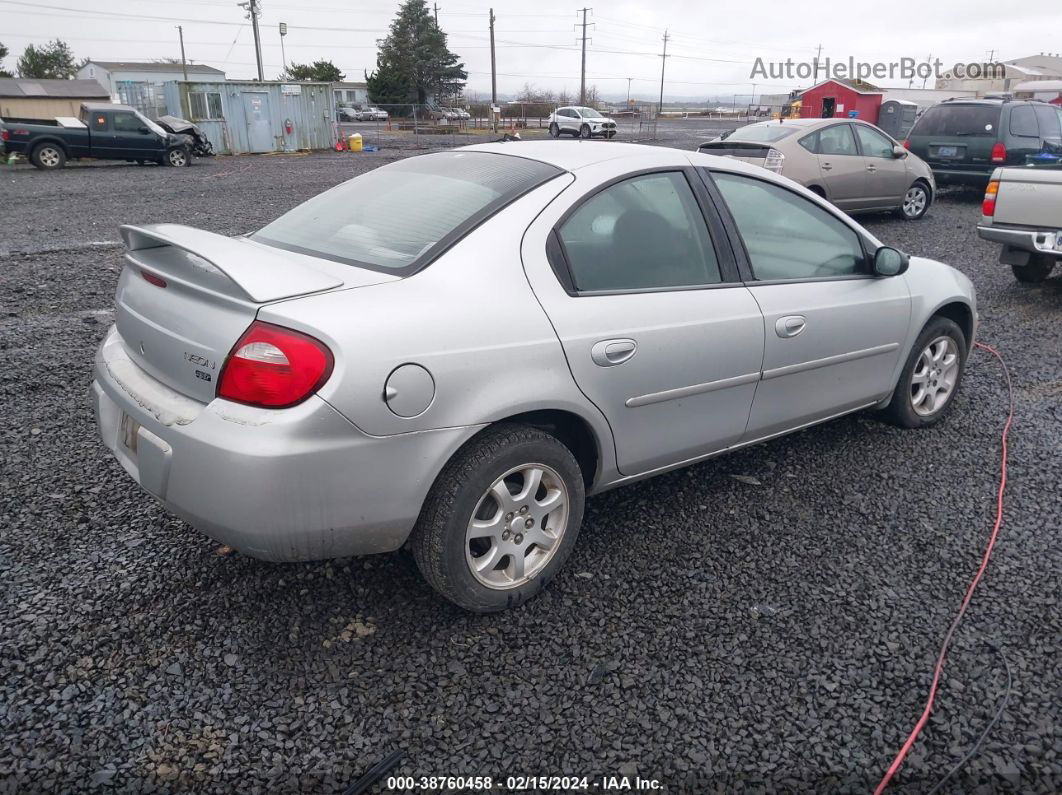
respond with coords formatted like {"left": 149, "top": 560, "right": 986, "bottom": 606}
{"left": 217, "top": 321, "right": 334, "bottom": 408}
{"left": 1, "top": 130, "right": 8, "bottom": 141}
{"left": 982, "top": 180, "right": 999, "bottom": 216}
{"left": 991, "top": 141, "right": 1006, "bottom": 163}
{"left": 902, "top": 138, "right": 910, "bottom": 149}
{"left": 141, "top": 270, "right": 167, "bottom": 288}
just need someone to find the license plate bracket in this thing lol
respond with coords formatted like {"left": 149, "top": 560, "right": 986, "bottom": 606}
{"left": 936, "top": 145, "right": 958, "bottom": 157}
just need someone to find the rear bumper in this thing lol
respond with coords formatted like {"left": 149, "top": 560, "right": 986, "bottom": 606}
{"left": 977, "top": 225, "right": 1062, "bottom": 258}
{"left": 931, "top": 167, "right": 993, "bottom": 187}
{"left": 92, "top": 326, "right": 477, "bottom": 562}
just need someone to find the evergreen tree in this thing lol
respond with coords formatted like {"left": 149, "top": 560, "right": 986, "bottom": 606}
{"left": 366, "top": 0, "right": 466, "bottom": 106}
{"left": 278, "top": 60, "right": 344, "bottom": 82}
{"left": 17, "top": 40, "right": 78, "bottom": 79}
{"left": 0, "top": 42, "right": 11, "bottom": 78}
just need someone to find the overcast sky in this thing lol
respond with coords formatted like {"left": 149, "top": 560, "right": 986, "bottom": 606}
{"left": 2, "top": 0, "right": 1060, "bottom": 100}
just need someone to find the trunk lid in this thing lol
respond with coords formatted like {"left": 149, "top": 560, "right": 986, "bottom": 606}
{"left": 115, "top": 223, "right": 396, "bottom": 403}
{"left": 992, "top": 168, "right": 1062, "bottom": 227}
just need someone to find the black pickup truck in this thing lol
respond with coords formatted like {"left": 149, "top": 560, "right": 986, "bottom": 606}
{"left": 1, "top": 103, "right": 193, "bottom": 170}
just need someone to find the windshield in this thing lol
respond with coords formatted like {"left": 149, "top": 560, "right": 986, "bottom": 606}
{"left": 253, "top": 152, "right": 562, "bottom": 273}
{"left": 909, "top": 104, "right": 1001, "bottom": 137}
{"left": 135, "top": 111, "right": 167, "bottom": 137}
{"left": 730, "top": 124, "right": 800, "bottom": 143}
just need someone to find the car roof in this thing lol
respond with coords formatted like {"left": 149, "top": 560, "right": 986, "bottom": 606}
{"left": 462, "top": 141, "right": 687, "bottom": 171}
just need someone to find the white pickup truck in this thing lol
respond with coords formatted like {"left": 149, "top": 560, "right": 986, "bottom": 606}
{"left": 977, "top": 167, "right": 1062, "bottom": 283}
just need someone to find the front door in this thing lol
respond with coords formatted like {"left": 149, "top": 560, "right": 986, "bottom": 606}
{"left": 853, "top": 123, "right": 910, "bottom": 207}
{"left": 523, "top": 167, "right": 765, "bottom": 475}
{"left": 708, "top": 170, "right": 911, "bottom": 440}
{"left": 242, "top": 92, "right": 274, "bottom": 153}
{"left": 110, "top": 110, "right": 163, "bottom": 160}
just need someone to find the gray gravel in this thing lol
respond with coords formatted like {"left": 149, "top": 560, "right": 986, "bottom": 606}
{"left": 1, "top": 147, "right": 1060, "bottom": 793}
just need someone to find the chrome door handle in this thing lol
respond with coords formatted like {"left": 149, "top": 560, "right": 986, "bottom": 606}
{"left": 775, "top": 315, "right": 806, "bottom": 338}
{"left": 591, "top": 339, "right": 637, "bottom": 367}
{"left": 821, "top": 162, "right": 832, "bottom": 171}
{"left": 866, "top": 165, "right": 877, "bottom": 172}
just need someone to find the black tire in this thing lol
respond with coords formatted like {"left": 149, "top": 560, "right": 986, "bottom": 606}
{"left": 896, "top": 179, "right": 932, "bottom": 221}
{"left": 548, "top": 122, "right": 560, "bottom": 138}
{"left": 164, "top": 147, "right": 190, "bottom": 167}
{"left": 1011, "top": 255, "right": 1055, "bottom": 283}
{"left": 880, "top": 316, "right": 967, "bottom": 429}
{"left": 30, "top": 142, "right": 66, "bottom": 170}
{"left": 411, "top": 424, "right": 585, "bottom": 613}
{"left": 579, "top": 123, "right": 592, "bottom": 139}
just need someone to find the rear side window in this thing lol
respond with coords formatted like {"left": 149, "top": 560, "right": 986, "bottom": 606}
{"left": 1034, "top": 105, "right": 1062, "bottom": 144}
{"left": 798, "top": 132, "right": 818, "bottom": 153}
{"left": 909, "top": 104, "right": 1001, "bottom": 137}
{"left": 558, "top": 172, "right": 721, "bottom": 292}
{"left": 817, "top": 124, "right": 858, "bottom": 155}
{"left": 90, "top": 114, "right": 108, "bottom": 131}
{"left": 254, "top": 152, "right": 561, "bottom": 274}
{"left": 1009, "top": 106, "right": 1039, "bottom": 137}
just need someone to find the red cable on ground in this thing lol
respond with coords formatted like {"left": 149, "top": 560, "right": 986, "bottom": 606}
{"left": 874, "top": 341, "right": 1013, "bottom": 794}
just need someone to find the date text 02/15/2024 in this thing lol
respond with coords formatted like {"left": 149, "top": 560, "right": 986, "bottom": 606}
{"left": 384, "top": 775, "right": 664, "bottom": 791}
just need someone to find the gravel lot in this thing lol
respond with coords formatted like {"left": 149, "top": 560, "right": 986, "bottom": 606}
{"left": 1, "top": 142, "right": 1060, "bottom": 794}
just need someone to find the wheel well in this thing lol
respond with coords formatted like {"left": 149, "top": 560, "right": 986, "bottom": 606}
{"left": 493, "top": 410, "right": 599, "bottom": 488}
{"left": 807, "top": 184, "right": 826, "bottom": 198}
{"left": 32, "top": 138, "right": 68, "bottom": 155}
{"left": 933, "top": 301, "right": 974, "bottom": 346}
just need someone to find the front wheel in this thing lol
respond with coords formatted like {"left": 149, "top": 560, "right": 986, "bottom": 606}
{"left": 1011, "top": 254, "right": 1055, "bottom": 283}
{"left": 548, "top": 122, "right": 560, "bottom": 138}
{"left": 580, "top": 124, "right": 592, "bottom": 139}
{"left": 880, "top": 317, "right": 967, "bottom": 428}
{"left": 164, "top": 147, "right": 190, "bottom": 167}
{"left": 411, "top": 424, "right": 585, "bottom": 613}
{"left": 31, "top": 143, "right": 66, "bottom": 170}
{"left": 897, "top": 181, "right": 931, "bottom": 220}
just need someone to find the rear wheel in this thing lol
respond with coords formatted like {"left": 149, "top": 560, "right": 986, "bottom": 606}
{"left": 548, "top": 122, "right": 560, "bottom": 138}
{"left": 880, "top": 316, "right": 966, "bottom": 428}
{"left": 411, "top": 424, "right": 585, "bottom": 613}
{"left": 1011, "top": 254, "right": 1055, "bottom": 283}
{"left": 580, "top": 123, "right": 592, "bottom": 139}
{"left": 897, "top": 180, "right": 931, "bottom": 220}
{"left": 31, "top": 143, "right": 66, "bottom": 170}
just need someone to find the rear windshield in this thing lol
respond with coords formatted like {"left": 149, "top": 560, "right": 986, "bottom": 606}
{"left": 728, "top": 124, "right": 799, "bottom": 143}
{"left": 253, "top": 151, "right": 562, "bottom": 273}
{"left": 908, "top": 104, "right": 1001, "bottom": 137}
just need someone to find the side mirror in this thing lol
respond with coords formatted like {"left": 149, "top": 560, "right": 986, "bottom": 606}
{"left": 137, "top": 126, "right": 150, "bottom": 134}
{"left": 892, "top": 144, "right": 907, "bottom": 158}
{"left": 873, "top": 246, "right": 909, "bottom": 277}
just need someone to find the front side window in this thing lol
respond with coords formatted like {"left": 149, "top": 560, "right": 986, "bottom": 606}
{"left": 254, "top": 151, "right": 561, "bottom": 273}
{"left": 713, "top": 172, "right": 865, "bottom": 281}
{"left": 817, "top": 124, "right": 858, "bottom": 155}
{"left": 854, "top": 124, "right": 895, "bottom": 158}
{"left": 557, "top": 172, "right": 721, "bottom": 292}
{"left": 112, "top": 112, "right": 142, "bottom": 132}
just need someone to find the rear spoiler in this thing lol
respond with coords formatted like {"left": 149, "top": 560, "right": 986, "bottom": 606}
{"left": 120, "top": 223, "right": 343, "bottom": 303}
{"left": 698, "top": 141, "right": 774, "bottom": 157}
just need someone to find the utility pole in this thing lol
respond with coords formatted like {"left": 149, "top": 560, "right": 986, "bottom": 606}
{"left": 489, "top": 8, "right": 497, "bottom": 132}
{"left": 922, "top": 53, "right": 932, "bottom": 88}
{"left": 177, "top": 26, "right": 188, "bottom": 81}
{"left": 814, "top": 43, "right": 822, "bottom": 79}
{"left": 577, "top": 8, "right": 592, "bottom": 105}
{"left": 279, "top": 22, "right": 288, "bottom": 72}
{"left": 434, "top": 3, "right": 440, "bottom": 26}
{"left": 238, "top": 0, "right": 264, "bottom": 80}
{"left": 626, "top": 77, "right": 632, "bottom": 106}
{"left": 657, "top": 29, "right": 668, "bottom": 118}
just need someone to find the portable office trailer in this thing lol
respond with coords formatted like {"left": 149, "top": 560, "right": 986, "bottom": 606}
{"left": 163, "top": 80, "right": 336, "bottom": 154}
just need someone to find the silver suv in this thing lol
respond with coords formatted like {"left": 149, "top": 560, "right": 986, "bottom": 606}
{"left": 549, "top": 106, "right": 617, "bottom": 139}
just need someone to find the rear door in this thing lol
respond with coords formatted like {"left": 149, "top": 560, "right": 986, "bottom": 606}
{"left": 522, "top": 164, "right": 765, "bottom": 476}
{"left": 706, "top": 169, "right": 910, "bottom": 440}
{"left": 813, "top": 123, "right": 867, "bottom": 208}
{"left": 853, "top": 123, "right": 909, "bottom": 206}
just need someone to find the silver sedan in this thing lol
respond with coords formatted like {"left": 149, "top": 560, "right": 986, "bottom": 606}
{"left": 92, "top": 142, "right": 976, "bottom": 612}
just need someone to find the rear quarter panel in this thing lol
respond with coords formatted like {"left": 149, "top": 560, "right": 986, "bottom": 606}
{"left": 260, "top": 173, "right": 616, "bottom": 467}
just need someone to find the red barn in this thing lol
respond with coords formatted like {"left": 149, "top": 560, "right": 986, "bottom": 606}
{"left": 799, "top": 79, "right": 884, "bottom": 124}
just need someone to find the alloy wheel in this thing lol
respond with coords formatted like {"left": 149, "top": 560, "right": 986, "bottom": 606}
{"left": 39, "top": 147, "right": 61, "bottom": 167}
{"left": 911, "top": 335, "right": 960, "bottom": 416}
{"left": 168, "top": 149, "right": 188, "bottom": 167}
{"left": 902, "top": 185, "right": 927, "bottom": 218}
{"left": 465, "top": 463, "right": 570, "bottom": 589}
